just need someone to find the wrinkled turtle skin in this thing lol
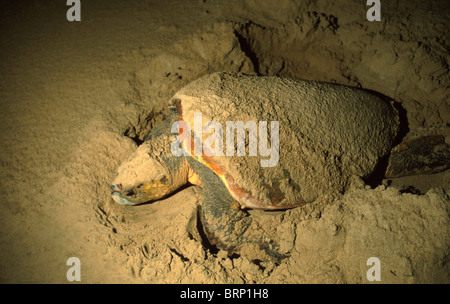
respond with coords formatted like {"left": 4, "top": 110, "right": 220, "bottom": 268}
{"left": 111, "top": 72, "right": 449, "bottom": 261}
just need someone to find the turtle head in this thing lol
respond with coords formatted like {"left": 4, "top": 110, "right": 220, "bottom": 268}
{"left": 110, "top": 139, "right": 186, "bottom": 206}
{"left": 111, "top": 173, "right": 172, "bottom": 206}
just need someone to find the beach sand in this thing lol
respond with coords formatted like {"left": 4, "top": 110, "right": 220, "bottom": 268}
{"left": 0, "top": 0, "right": 448, "bottom": 283}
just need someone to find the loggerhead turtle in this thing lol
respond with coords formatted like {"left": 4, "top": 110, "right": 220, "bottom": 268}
{"left": 111, "top": 72, "right": 449, "bottom": 260}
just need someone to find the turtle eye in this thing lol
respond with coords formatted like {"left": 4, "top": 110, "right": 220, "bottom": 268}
{"left": 159, "top": 175, "right": 168, "bottom": 183}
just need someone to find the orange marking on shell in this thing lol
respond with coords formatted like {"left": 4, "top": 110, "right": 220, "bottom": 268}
{"left": 180, "top": 123, "right": 292, "bottom": 209}
{"left": 177, "top": 106, "right": 304, "bottom": 210}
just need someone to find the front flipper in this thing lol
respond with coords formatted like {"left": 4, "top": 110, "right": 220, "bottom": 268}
{"left": 188, "top": 157, "right": 286, "bottom": 262}
{"left": 144, "top": 103, "right": 180, "bottom": 141}
{"left": 143, "top": 116, "right": 173, "bottom": 141}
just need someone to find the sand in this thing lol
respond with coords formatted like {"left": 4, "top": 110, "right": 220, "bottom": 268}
{"left": 0, "top": 0, "right": 448, "bottom": 283}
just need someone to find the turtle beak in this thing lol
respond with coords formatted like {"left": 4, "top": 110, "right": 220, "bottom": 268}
{"left": 110, "top": 183, "right": 139, "bottom": 206}
{"left": 110, "top": 177, "right": 172, "bottom": 206}
{"left": 110, "top": 184, "right": 122, "bottom": 193}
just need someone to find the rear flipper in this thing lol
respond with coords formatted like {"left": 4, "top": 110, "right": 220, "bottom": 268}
{"left": 189, "top": 157, "right": 287, "bottom": 263}
{"left": 385, "top": 135, "right": 450, "bottom": 178}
